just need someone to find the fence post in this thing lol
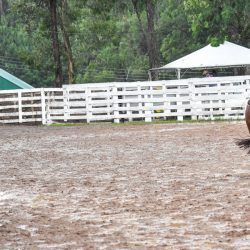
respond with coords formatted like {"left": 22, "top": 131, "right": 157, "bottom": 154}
{"left": 46, "top": 90, "right": 52, "bottom": 124}
{"left": 138, "top": 85, "right": 143, "bottom": 119}
{"left": 177, "top": 89, "right": 183, "bottom": 121}
{"left": 145, "top": 85, "right": 152, "bottom": 122}
{"left": 127, "top": 101, "right": 132, "bottom": 122}
{"left": 163, "top": 83, "right": 169, "bottom": 120}
{"left": 189, "top": 82, "right": 197, "bottom": 120}
{"left": 18, "top": 91, "right": 23, "bottom": 123}
{"left": 112, "top": 86, "right": 120, "bottom": 123}
{"left": 224, "top": 84, "right": 230, "bottom": 120}
{"left": 217, "top": 83, "right": 223, "bottom": 119}
{"left": 41, "top": 88, "right": 46, "bottom": 125}
{"left": 86, "top": 87, "right": 92, "bottom": 123}
{"left": 63, "top": 87, "right": 69, "bottom": 122}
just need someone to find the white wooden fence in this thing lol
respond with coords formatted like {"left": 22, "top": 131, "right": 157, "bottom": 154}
{"left": 0, "top": 88, "right": 63, "bottom": 124}
{"left": 0, "top": 76, "right": 250, "bottom": 125}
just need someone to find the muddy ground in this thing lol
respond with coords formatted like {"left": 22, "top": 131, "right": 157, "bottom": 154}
{"left": 0, "top": 121, "right": 249, "bottom": 250}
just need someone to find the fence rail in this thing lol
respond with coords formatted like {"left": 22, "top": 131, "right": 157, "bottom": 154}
{"left": 0, "top": 76, "right": 250, "bottom": 124}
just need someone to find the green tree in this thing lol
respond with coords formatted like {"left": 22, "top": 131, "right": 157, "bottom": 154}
{"left": 131, "top": 0, "right": 160, "bottom": 78}
{"left": 48, "top": 0, "right": 63, "bottom": 87}
{"left": 59, "top": 0, "right": 75, "bottom": 84}
{"left": 1, "top": 0, "right": 249, "bottom": 86}
{"left": 184, "top": 0, "right": 250, "bottom": 46}
{"left": 159, "top": 0, "right": 198, "bottom": 64}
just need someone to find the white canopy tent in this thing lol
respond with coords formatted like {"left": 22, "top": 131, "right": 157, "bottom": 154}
{"left": 150, "top": 41, "right": 250, "bottom": 79}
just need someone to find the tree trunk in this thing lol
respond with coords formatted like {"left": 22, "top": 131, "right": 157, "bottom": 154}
{"left": 145, "top": 0, "right": 160, "bottom": 79}
{"left": 131, "top": 0, "right": 148, "bottom": 54}
{"left": 60, "top": 0, "right": 75, "bottom": 84}
{"left": 49, "top": 0, "right": 63, "bottom": 87}
{"left": 132, "top": 0, "right": 160, "bottom": 80}
{"left": 0, "top": 0, "right": 4, "bottom": 18}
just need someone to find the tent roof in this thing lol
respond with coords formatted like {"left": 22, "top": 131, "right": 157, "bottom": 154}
{"left": 0, "top": 68, "right": 33, "bottom": 89}
{"left": 155, "top": 41, "right": 250, "bottom": 70}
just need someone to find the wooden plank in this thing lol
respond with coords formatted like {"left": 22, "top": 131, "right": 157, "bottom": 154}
{"left": 22, "top": 111, "right": 43, "bottom": 116}
{"left": 20, "top": 118, "right": 43, "bottom": 122}
{"left": 0, "top": 119, "right": 20, "bottom": 123}
{"left": 0, "top": 97, "right": 19, "bottom": 102}
{"left": 0, "top": 105, "right": 19, "bottom": 110}
{"left": 0, "top": 112, "right": 19, "bottom": 117}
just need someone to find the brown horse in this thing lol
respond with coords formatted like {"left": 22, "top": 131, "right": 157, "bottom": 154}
{"left": 246, "top": 100, "right": 250, "bottom": 133}
{"left": 236, "top": 100, "right": 250, "bottom": 153}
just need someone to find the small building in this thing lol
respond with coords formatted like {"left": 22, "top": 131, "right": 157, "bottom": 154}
{"left": 0, "top": 68, "right": 33, "bottom": 90}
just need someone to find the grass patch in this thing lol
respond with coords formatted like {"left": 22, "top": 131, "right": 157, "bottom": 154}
{"left": 48, "top": 118, "right": 244, "bottom": 127}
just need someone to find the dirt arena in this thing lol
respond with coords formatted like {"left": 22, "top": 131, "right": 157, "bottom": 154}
{"left": 0, "top": 121, "right": 249, "bottom": 249}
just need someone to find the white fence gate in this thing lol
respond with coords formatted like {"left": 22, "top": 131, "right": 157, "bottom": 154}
{"left": 0, "top": 76, "right": 250, "bottom": 125}
{"left": 0, "top": 88, "right": 63, "bottom": 124}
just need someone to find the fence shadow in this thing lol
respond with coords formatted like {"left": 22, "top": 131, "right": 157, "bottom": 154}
{"left": 235, "top": 138, "right": 250, "bottom": 154}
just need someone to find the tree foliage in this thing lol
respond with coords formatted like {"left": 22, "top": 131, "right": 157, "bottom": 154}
{"left": 184, "top": 0, "right": 250, "bottom": 46}
{"left": 0, "top": 0, "right": 249, "bottom": 87}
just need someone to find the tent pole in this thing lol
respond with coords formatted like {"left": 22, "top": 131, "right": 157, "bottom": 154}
{"left": 177, "top": 69, "right": 181, "bottom": 79}
{"left": 148, "top": 70, "right": 152, "bottom": 81}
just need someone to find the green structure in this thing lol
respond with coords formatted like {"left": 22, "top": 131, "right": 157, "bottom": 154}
{"left": 0, "top": 68, "right": 33, "bottom": 90}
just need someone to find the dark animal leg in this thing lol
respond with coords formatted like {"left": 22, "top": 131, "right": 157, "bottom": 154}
{"left": 246, "top": 100, "right": 250, "bottom": 133}
{"left": 235, "top": 100, "right": 250, "bottom": 154}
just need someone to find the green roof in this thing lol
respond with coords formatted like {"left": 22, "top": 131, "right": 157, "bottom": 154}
{"left": 0, "top": 68, "right": 33, "bottom": 90}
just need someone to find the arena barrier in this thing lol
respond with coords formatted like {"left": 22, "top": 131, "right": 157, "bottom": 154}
{"left": 0, "top": 76, "right": 250, "bottom": 124}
